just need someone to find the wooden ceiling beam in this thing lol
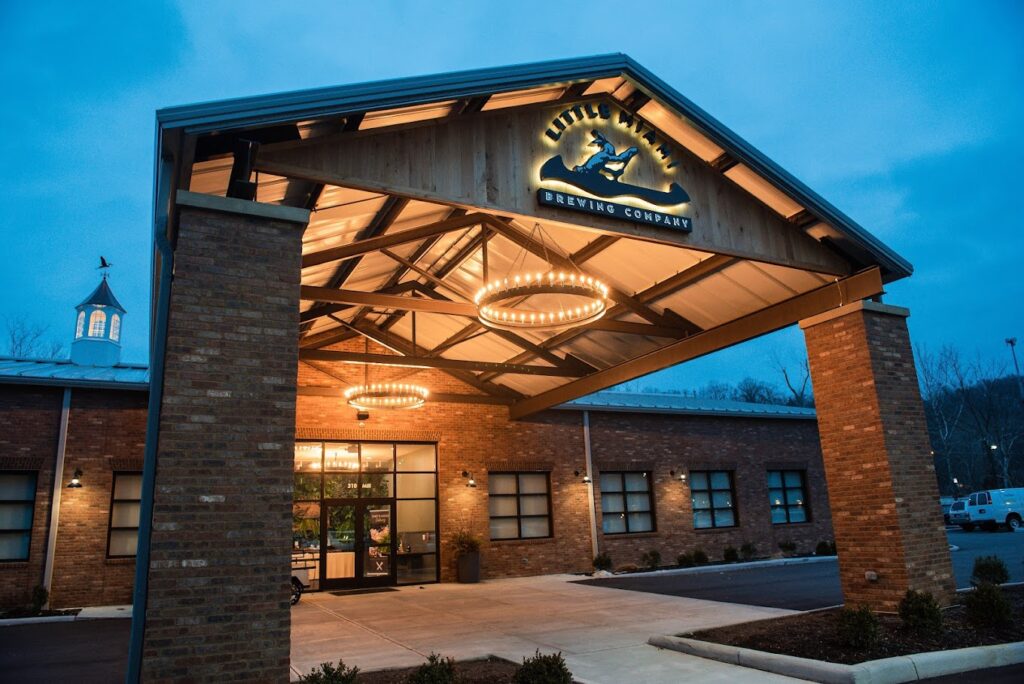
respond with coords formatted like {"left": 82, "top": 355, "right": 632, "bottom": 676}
{"left": 297, "top": 384, "right": 513, "bottom": 406}
{"left": 299, "top": 349, "right": 586, "bottom": 377}
{"left": 300, "top": 286, "right": 477, "bottom": 317}
{"left": 507, "top": 268, "right": 885, "bottom": 419}
{"left": 302, "top": 212, "right": 487, "bottom": 268}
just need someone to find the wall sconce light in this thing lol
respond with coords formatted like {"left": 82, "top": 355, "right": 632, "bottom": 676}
{"left": 670, "top": 469, "right": 687, "bottom": 483}
{"left": 573, "top": 469, "right": 592, "bottom": 484}
{"left": 462, "top": 470, "right": 477, "bottom": 488}
{"left": 67, "top": 469, "right": 83, "bottom": 488}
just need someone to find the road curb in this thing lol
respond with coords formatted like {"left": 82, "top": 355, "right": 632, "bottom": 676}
{"left": 648, "top": 634, "right": 1024, "bottom": 683}
{"left": 589, "top": 555, "right": 837, "bottom": 579}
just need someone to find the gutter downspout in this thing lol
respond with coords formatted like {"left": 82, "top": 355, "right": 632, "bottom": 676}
{"left": 582, "top": 410, "right": 599, "bottom": 560}
{"left": 41, "top": 387, "right": 72, "bottom": 607}
{"left": 126, "top": 157, "right": 175, "bottom": 684}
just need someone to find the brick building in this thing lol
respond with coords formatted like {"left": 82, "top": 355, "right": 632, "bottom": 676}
{"left": 3, "top": 55, "right": 952, "bottom": 681}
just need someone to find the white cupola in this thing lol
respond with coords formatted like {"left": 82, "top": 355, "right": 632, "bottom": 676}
{"left": 71, "top": 271, "right": 126, "bottom": 367}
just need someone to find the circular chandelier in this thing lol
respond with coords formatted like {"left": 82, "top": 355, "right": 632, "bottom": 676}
{"left": 474, "top": 271, "right": 609, "bottom": 331}
{"left": 344, "top": 382, "right": 429, "bottom": 410}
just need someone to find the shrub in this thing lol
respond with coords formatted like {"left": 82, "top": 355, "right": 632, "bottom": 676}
{"left": 676, "top": 552, "right": 694, "bottom": 568}
{"left": 513, "top": 650, "right": 572, "bottom": 684}
{"left": 971, "top": 556, "right": 1009, "bottom": 586}
{"left": 898, "top": 590, "right": 943, "bottom": 635}
{"left": 692, "top": 548, "right": 709, "bottom": 565}
{"left": 723, "top": 546, "right": 739, "bottom": 563}
{"left": 815, "top": 540, "right": 837, "bottom": 556}
{"left": 407, "top": 653, "right": 460, "bottom": 684}
{"left": 592, "top": 552, "right": 612, "bottom": 572}
{"left": 837, "top": 605, "right": 879, "bottom": 650}
{"left": 965, "top": 583, "right": 1012, "bottom": 629}
{"left": 30, "top": 585, "right": 48, "bottom": 615}
{"left": 740, "top": 542, "right": 756, "bottom": 561}
{"left": 778, "top": 540, "right": 797, "bottom": 556}
{"left": 640, "top": 549, "right": 661, "bottom": 570}
{"left": 299, "top": 660, "right": 360, "bottom": 684}
{"left": 452, "top": 531, "right": 481, "bottom": 556}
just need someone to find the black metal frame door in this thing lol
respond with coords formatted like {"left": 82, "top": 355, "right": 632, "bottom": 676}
{"left": 357, "top": 500, "right": 397, "bottom": 587}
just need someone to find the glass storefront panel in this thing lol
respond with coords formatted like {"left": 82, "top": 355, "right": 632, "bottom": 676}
{"left": 324, "top": 443, "right": 359, "bottom": 472}
{"left": 398, "top": 553, "right": 437, "bottom": 584}
{"left": 396, "top": 473, "right": 434, "bottom": 499}
{"left": 361, "top": 444, "right": 394, "bottom": 472}
{"left": 324, "top": 474, "right": 360, "bottom": 498}
{"left": 396, "top": 444, "right": 435, "bottom": 472}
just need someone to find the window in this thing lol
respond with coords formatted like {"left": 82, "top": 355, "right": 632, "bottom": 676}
{"left": 108, "top": 473, "right": 142, "bottom": 557}
{"left": 110, "top": 314, "right": 121, "bottom": 341}
{"left": 88, "top": 309, "right": 106, "bottom": 337}
{"left": 75, "top": 311, "right": 85, "bottom": 338}
{"left": 600, "top": 471, "right": 654, "bottom": 534}
{"left": 0, "top": 471, "right": 37, "bottom": 561}
{"left": 488, "top": 472, "right": 551, "bottom": 540}
{"left": 690, "top": 470, "right": 737, "bottom": 529}
{"left": 768, "top": 470, "right": 809, "bottom": 524}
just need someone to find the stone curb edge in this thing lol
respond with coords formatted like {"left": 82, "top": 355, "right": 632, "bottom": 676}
{"left": 588, "top": 555, "right": 837, "bottom": 580}
{"left": 648, "top": 634, "right": 1024, "bottom": 683}
{"left": 0, "top": 610, "right": 133, "bottom": 627}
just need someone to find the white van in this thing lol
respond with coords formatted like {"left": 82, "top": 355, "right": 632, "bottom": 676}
{"left": 959, "top": 489, "right": 1024, "bottom": 531}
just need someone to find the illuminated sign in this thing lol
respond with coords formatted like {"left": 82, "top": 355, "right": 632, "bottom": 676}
{"left": 537, "top": 102, "right": 692, "bottom": 231}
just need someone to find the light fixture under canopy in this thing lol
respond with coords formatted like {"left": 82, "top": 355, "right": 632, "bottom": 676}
{"left": 344, "top": 382, "right": 429, "bottom": 410}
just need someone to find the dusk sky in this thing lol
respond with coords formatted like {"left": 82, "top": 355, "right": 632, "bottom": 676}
{"left": 1, "top": 1, "right": 1021, "bottom": 393}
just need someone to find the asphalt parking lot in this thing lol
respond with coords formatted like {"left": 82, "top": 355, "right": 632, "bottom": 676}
{"left": 579, "top": 528, "right": 1024, "bottom": 610}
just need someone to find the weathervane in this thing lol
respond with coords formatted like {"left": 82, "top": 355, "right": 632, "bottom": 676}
{"left": 98, "top": 256, "right": 112, "bottom": 279}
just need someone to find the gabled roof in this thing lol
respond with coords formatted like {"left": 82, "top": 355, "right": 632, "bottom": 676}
{"left": 0, "top": 357, "right": 148, "bottom": 390}
{"left": 559, "top": 390, "right": 816, "bottom": 420}
{"left": 156, "top": 53, "right": 911, "bottom": 281}
{"left": 78, "top": 278, "right": 126, "bottom": 311}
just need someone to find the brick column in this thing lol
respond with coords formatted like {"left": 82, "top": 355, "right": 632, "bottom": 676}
{"left": 140, "top": 193, "right": 306, "bottom": 681}
{"left": 801, "top": 301, "right": 954, "bottom": 611}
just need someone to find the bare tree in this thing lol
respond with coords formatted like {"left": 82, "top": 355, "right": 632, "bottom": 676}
{"left": 696, "top": 381, "right": 733, "bottom": 401}
{"left": 771, "top": 349, "right": 813, "bottom": 407}
{"left": 4, "top": 317, "right": 66, "bottom": 359}
{"left": 917, "top": 344, "right": 967, "bottom": 492}
{"left": 732, "top": 377, "right": 785, "bottom": 404}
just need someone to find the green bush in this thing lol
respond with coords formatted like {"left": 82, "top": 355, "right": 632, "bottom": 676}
{"left": 722, "top": 546, "right": 738, "bottom": 563}
{"left": 778, "top": 540, "right": 797, "bottom": 556}
{"left": 299, "top": 660, "right": 360, "bottom": 684}
{"left": 30, "top": 585, "right": 48, "bottom": 615}
{"left": 640, "top": 549, "right": 661, "bottom": 570}
{"left": 971, "top": 556, "right": 1009, "bottom": 586}
{"left": 740, "top": 542, "right": 756, "bottom": 561}
{"left": 898, "top": 589, "right": 943, "bottom": 635}
{"left": 407, "top": 653, "right": 460, "bottom": 684}
{"left": 452, "top": 531, "right": 481, "bottom": 556}
{"left": 592, "top": 552, "right": 612, "bottom": 572}
{"left": 837, "top": 605, "right": 879, "bottom": 650}
{"left": 692, "top": 548, "right": 709, "bottom": 565}
{"left": 513, "top": 650, "right": 572, "bottom": 684}
{"left": 677, "top": 552, "right": 694, "bottom": 568}
{"left": 965, "top": 583, "right": 1012, "bottom": 629}
{"left": 815, "top": 540, "right": 837, "bottom": 556}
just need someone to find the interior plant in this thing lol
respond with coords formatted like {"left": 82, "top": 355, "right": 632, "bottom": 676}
{"left": 971, "top": 555, "right": 1009, "bottom": 586}
{"left": 513, "top": 650, "right": 572, "bottom": 684}
{"left": 592, "top": 552, "right": 612, "bottom": 572}
{"left": 898, "top": 589, "right": 943, "bottom": 635}
{"left": 640, "top": 549, "right": 661, "bottom": 570}
{"left": 452, "top": 530, "right": 481, "bottom": 583}
{"left": 298, "top": 660, "right": 360, "bottom": 684}
{"left": 407, "top": 653, "right": 460, "bottom": 684}
{"left": 837, "top": 605, "right": 879, "bottom": 650}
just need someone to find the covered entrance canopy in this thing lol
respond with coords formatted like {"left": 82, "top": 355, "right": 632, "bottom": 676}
{"left": 156, "top": 54, "right": 909, "bottom": 418}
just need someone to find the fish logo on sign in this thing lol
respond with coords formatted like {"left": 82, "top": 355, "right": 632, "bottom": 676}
{"left": 536, "top": 103, "right": 692, "bottom": 231}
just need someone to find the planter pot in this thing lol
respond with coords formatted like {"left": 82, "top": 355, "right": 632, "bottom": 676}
{"left": 457, "top": 551, "right": 480, "bottom": 583}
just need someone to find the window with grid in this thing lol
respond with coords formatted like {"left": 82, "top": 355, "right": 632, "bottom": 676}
{"left": 0, "top": 471, "right": 37, "bottom": 561}
{"left": 768, "top": 470, "right": 809, "bottom": 524}
{"left": 600, "top": 471, "right": 654, "bottom": 534}
{"left": 488, "top": 472, "right": 551, "bottom": 540}
{"left": 108, "top": 472, "right": 142, "bottom": 557}
{"left": 690, "top": 470, "right": 737, "bottom": 529}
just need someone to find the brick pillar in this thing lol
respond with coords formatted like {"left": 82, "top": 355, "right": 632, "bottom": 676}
{"left": 801, "top": 301, "right": 955, "bottom": 611}
{"left": 140, "top": 193, "right": 306, "bottom": 681}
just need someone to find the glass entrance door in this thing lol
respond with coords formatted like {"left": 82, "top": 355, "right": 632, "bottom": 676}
{"left": 361, "top": 504, "right": 392, "bottom": 581}
{"left": 324, "top": 503, "right": 356, "bottom": 584}
{"left": 321, "top": 501, "right": 394, "bottom": 589}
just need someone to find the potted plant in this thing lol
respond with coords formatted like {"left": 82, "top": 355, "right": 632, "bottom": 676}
{"left": 453, "top": 530, "right": 481, "bottom": 583}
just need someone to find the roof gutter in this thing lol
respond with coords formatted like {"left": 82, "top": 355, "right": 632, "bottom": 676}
{"left": 125, "top": 152, "right": 175, "bottom": 684}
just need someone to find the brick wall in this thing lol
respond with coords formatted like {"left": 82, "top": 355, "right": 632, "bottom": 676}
{"left": 50, "top": 389, "right": 147, "bottom": 608}
{"left": 140, "top": 203, "right": 304, "bottom": 682}
{"left": 298, "top": 345, "right": 833, "bottom": 579}
{"left": 803, "top": 302, "right": 955, "bottom": 610}
{"left": 0, "top": 386, "right": 62, "bottom": 609}
{"left": 589, "top": 411, "right": 832, "bottom": 568}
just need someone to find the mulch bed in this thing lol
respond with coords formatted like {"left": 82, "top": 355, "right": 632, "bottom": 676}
{"left": 353, "top": 657, "right": 517, "bottom": 683}
{"left": 0, "top": 607, "right": 80, "bottom": 619}
{"left": 685, "top": 585, "right": 1024, "bottom": 665}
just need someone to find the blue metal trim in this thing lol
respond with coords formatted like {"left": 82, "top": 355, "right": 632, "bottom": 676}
{"left": 0, "top": 377, "right": 148, "bottom": 392}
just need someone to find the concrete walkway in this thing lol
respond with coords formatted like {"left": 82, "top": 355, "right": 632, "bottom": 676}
{"left": 291, "top": 574, "right": 803, "bottom": 683}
